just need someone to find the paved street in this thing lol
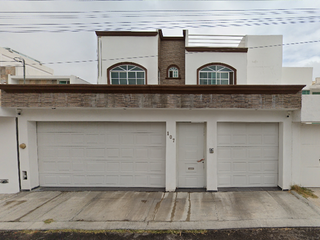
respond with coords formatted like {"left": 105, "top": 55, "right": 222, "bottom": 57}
{"left": 0, "top": 190, "right": 320, "bottom": 230}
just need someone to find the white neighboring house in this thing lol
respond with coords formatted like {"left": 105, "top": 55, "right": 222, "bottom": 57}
{"left": 8, "top": 75, "right": 89, "bottom": 85}
{"left": 0, "top": 29, "right": 318, "bottom": 194}
{"left": 0, "top": 47, "right": 54, "bottom": 84}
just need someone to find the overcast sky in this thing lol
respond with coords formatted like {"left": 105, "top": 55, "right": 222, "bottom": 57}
{"left": 1, "top": 0, "right": 320, "bottom": 84}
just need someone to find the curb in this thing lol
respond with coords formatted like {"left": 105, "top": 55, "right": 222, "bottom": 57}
{"left": 291, "top": 190, "right": 320, "bottom": 215}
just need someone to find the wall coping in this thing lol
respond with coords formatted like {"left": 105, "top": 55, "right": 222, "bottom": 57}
{"left": 0, "top": 84, "right": 305, "bottom": 94}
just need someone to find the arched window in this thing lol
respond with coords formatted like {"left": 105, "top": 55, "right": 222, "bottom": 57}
{"left": 109, "top": 63, "right": 146, "bottom": 85}
{"left": 168, "top": 66, "right": 179, "bottom": 78}
{"left": 198, "top": 64, "right": 235, "bottom": 85}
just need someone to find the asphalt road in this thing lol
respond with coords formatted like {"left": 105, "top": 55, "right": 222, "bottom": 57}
{"left": 1, "top": 228, "right": 320, "bottom": 240}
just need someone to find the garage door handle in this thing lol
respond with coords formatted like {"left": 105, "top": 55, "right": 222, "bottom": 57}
{"left": 197, "top": 158, "right": 205, "bottom": 163}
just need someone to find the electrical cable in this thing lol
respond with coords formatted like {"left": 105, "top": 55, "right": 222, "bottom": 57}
{"left": 0, "top": 39, "right": 318, "bottom": 66}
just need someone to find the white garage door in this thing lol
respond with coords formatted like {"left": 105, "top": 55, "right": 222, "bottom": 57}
{"left": 37, "top": 122, "right": 166, "bottom": 187}
{"left": 218, "top": 123, "right": 278, "bottom": 187}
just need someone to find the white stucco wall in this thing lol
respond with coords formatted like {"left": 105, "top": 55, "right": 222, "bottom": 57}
{"left": 300, "top": 95, "right": 320, "bottom": 122}
{"left": 97, "top": 35, "right": 159, "bottom": 84}
{"left": 0, "top": 117, "right": 19, "bottom": 193}
{"left": 185, "top": 52, "right": 247, "bottom": 85}
{"left": 244, "top": 35, "right": 283, "bottom": 84}
{"left": 16, "top": 108, "right": 293, "bottom": 192}
{"left": 297, "top": 124, "right": 320, "bottom": 187}
{"left": 8, "top": 75, "right": 90, "bottom": 84}
{"left": 282, "top": 67, "right": 312, "bottom": 86}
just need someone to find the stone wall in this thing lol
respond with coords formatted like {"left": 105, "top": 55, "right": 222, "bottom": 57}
{"left": 0, "top": 92, "right": 301, "bottom": 109}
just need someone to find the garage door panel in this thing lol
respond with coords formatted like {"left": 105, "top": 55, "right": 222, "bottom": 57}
{"left": 218, "top": 175, "right": 232, "bottom": 186}
{"left": 121, "top": 148, "right": 134, "bottom": 158}
{"left": 218, "top": 162, "right": 231, "bottom": 171}
{"left": 38, "top": 122, "right": 165, "bottom": 187}
{"left": 218, "top": 135, "right": 232, "bottom": 145}
{"left": 41, "top": 161, "right": 57, "bottom": 172}
{"left": 248, "top": 162, "right": 262, "bottom": 171}
{"left": 106, "top": 162, "right": 120, "bottom": 172}
{"left": 263, "top": 161, "right": 278, "bottom": 171}
{"left": 74, "top": 175, "right": 86, "bottom": 185}
{"left": 263, "top": 175, "right": 278, "bottom": 185}
{"left": 73, "top": 162, "right": 85, "bottom": 171}
{"left": 217, "top": 148, "right": 232, "bottom": 159}
{"left": 86, "top": 148, "right": 104, "bottom": 158}
{"left": 218, "top": 123, "right": 278, "bottom": 187}
{"left": 233, "top": 175, "right": 247, "bottom": 185}
{"left": 248, "top": 148, "right": 262, "bottom": 158}
{"left": 107, "top": 148, "right": 120, "bottom": 158}
{"left": 248, "top": 134, "right": 262, "bottom": 144}
{"left": 233, "top": 134, "right": 247, "bottom": 144}
{"left": 262, "top": 147, "right": 278, "bottom": 158}
{"left": 87, "top": 175, "right": 104, "bottom": 185}
{"left": 263, "top": 135, "right": 278, "bottom": 145}
{"left": 248, "top": 175, "right": 262, "bottom": 185}
{"left": 233, "top": 162, "right": 247, "bottom": 172}
{"left": 232, "top": 148, "right": 247, "bottom": 158}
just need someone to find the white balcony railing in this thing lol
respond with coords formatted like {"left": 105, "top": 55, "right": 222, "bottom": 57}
{"left": 186, "top": 33, "right": 245, "bottom": 48}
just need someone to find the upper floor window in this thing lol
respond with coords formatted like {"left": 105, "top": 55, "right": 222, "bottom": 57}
{"left": 168, "top": 66, "right": 179, "bottom": 78}
{"left": 109, "top": 63, "right": 146, "bottom": 85}
{"left": 198, "top": 64, "right": 235, "bottom": 85}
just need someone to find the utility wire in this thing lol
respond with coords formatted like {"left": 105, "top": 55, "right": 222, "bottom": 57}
{"left": 1, "top": 17, "right": 320, "bottom": 33}
{"left": 1, "top": 39, "right": 319, "bottom": 66}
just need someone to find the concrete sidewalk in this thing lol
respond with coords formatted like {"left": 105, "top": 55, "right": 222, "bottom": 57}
{"left": 1, "top": 190, "right": 320, "bottom": 230}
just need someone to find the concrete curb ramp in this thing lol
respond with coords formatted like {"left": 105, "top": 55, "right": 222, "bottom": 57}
{"left": 0, "top": 190, "right": 320, "bottom": 230}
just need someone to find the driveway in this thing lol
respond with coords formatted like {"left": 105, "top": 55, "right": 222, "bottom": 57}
{"left": 0, "top": 190, "right": 320, "bottom": 230}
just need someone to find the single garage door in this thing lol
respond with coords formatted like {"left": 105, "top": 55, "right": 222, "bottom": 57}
{"left": 37, "top": 122, "right": 166, "bottom": 187}
{"left": 217, "top": 123, "right": 278, "bottom": 187}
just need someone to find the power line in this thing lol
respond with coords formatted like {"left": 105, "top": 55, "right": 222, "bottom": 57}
{"left": 1, "top": 39, "right": 319, "bottom": 66}
{"left": 1, "top": 16, "right": 320, "bottom": 33}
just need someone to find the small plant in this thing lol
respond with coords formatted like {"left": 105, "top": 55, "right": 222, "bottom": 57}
{"left": 291, "top": 185, "right": 318, "bottom": 199}
{"left": 43, "top": 219, "right": 54, "bottom": 224}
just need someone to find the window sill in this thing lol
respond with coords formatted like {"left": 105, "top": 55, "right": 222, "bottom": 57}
{"left": 165, "top": 77, "right": 181, "bottom": 80}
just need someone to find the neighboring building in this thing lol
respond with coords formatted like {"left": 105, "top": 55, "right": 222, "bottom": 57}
{"left": 0, "top": 47, "right": 54, "bottom": 84}
{"left": 8, "top": 75, "right": 89, "bottom": 85}
{"left": 0, "top": 30, "right": 318, "bottom": 194}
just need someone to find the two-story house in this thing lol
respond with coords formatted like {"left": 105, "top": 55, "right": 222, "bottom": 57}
{"left": 0, "top": 30, "right": 316, "bottom": 193}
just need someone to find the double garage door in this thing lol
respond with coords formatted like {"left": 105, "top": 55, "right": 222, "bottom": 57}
{"left": 217, "top": 123, "right": 279, "bottom": 187}
{"left": 37, "top": 122, "right": 166, "bottom": 188}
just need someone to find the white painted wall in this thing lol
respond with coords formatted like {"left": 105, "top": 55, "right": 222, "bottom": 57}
{"left": 16, "top": 108, "right": 292, "bottom": 192}
{"left": 298, "top": 124, "right": 320, "bottom": 187}
{"left": 0, "top": 117, "right": 19, "bottom": 193}
{"left": 300, "top": 96, "right": 320, "bottom": 122}
{"left": 244, "top": 35, "right": 283, "bottom": 84}
{"left": 282, "top": 67, "right": 312, "bottom": 86}
{"left": 185, "top": 51, "right": 247, "bottom": 85}
{"left": 97, "top": 35, "right": 159, "bottom": 84}
{"left": 8, "top": 75, "right": 90, "bottom": 84}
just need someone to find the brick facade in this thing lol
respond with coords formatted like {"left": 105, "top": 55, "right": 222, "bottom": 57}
{"left": 159, "top": 40, "right": 185, "bottom": 85}
{"left": 0, "top": 91, "right": 301, "bottom": 109}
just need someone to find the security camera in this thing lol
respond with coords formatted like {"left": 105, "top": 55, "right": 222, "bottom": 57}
{"left": 287, "top": 112, "right": 291, "bottom": 118}
{"left": 16, "top": 109, "right": 22, "bottom": 116}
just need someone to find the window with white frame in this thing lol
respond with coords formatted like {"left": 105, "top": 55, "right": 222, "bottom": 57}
{"left": 168, "top": 66, "right": 179, "bottom": 78}
{"left": 110, "top": 64, "right": 145, "bottom": 85}
{"left": 199, "top": 64, "right": 234, "bottom": 85}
